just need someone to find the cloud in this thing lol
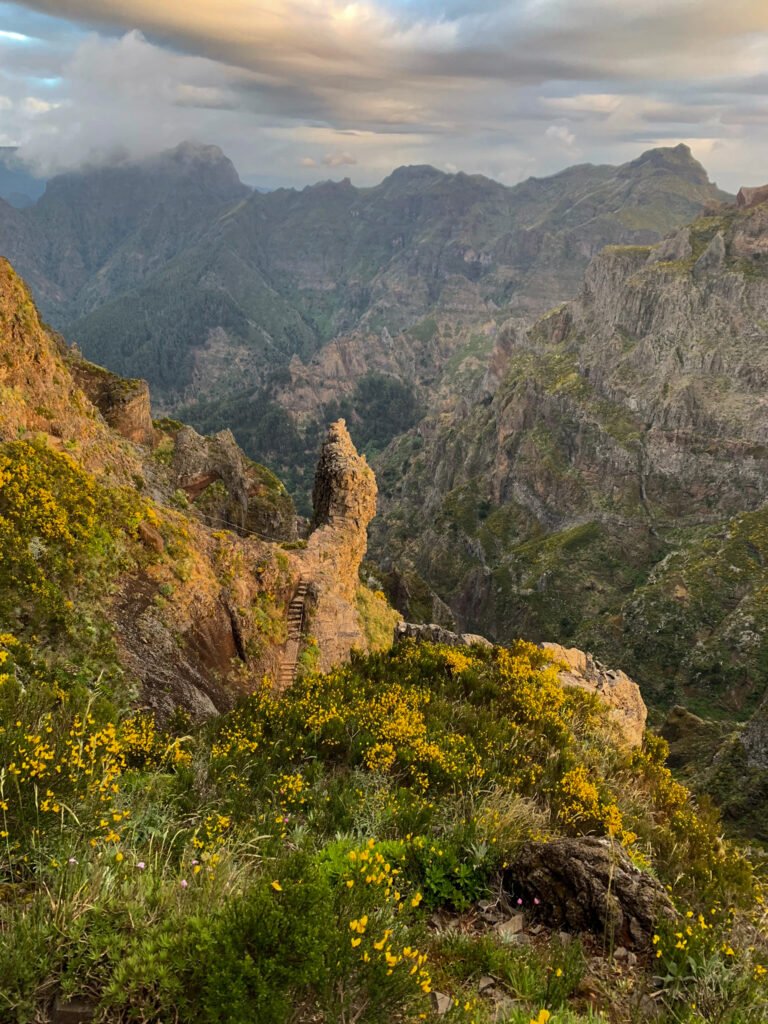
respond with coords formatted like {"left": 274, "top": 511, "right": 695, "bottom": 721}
{"left": 3, "top": 0, "right": 768, "bottom": 189}
{"left": 322, "top": 151, "right": 356, "bottom": 167}
{"left": 545, "top": 124, "right": 576, "bottom": 147}
{"left": 20, "top": 95, "right": 56, "bottom": 113}
{"left": 541, "top": 93, "right": 622, "bottom": 117}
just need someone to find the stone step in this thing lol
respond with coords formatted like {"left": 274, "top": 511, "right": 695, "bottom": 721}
{"left": 274, "top": 577, "right": 312, "bottom": 693}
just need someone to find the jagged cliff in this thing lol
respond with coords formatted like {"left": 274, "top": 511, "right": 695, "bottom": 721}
{"left": 0, "top": 257, "right": 388, "bottom": 721}
{"left": 374, "top": 199, "right": 768, "bottom": 717}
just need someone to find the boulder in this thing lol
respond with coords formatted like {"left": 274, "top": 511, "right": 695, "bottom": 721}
{"left": 506, "top": 837, "right": 674, "bottom": 949}
{"left": 736, "top": 184, "right": 768, "bottom": 209}
{"left": 541, "top": 643, "right": 647, "bottom": 748}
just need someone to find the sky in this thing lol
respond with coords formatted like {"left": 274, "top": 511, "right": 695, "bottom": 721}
{"left": 1, "top": 1, "right": 768, "bottom": 191}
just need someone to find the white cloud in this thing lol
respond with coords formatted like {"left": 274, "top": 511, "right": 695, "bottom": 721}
{"left": 545, "top": 124, "right": 576, "bottom": 147}
{"left": 322, "top": 150, "right": 356, "bottom": 167}
{"left": 542, "top": 93, "right": 622, "bottom": 115}
{"left": 21, "top": 95, "right": 56, "bottom": 113}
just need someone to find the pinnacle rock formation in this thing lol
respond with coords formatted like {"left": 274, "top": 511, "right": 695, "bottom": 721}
{"left": 309, "top": 419, "right": 378, "bottom": 595}
{"left": 297, "top": 420, "right": 378, "bottom": 670}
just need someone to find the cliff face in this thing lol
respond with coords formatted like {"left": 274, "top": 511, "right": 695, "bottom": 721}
{"left": 0, "top": 260, "right": 389, "bottom": 720}
{"left": 373, "top": 200, "right": 768, "bottom": 715}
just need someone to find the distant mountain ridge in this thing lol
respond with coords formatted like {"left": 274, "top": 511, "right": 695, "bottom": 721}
{"left": 0, "top": 140, "right": 729, "bottom": 497}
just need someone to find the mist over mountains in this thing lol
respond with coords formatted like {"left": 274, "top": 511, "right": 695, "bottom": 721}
{"left": 0, "top": 147, "right": 47, "bottom": 209}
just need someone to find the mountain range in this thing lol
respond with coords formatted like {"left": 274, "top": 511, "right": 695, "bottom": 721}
{"left": 0, "top": 141, "right": 729, "bottom": 491}
{"left": 4, "top": 140, "right": 768, "bottom": 834}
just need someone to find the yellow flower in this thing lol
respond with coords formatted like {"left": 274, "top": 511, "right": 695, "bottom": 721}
{"left": 271, "top": 880, "right": 282, "bottom": 892}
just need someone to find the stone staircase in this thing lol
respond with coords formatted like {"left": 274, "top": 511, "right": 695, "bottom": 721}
{"left": 276, "top": 577, "right": 310, "bottom": 692}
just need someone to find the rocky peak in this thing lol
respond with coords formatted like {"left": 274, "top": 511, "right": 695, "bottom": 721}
{"left": 618, "top": 143, "right": 711, "bottom": 186}
{"left": 312, "top": 418, "right": 377, "bottom": 530}
{"left": 159, "top": 141, "right": 250, "bottom": 197}
{"left": 380, "top": 164, "right": 446, "bottom": 188}
{"left": 42, "top": 142, "right": 247, "bottom": 204}
{"left": 297, "top": 420, "right": 379, "bottom": 670}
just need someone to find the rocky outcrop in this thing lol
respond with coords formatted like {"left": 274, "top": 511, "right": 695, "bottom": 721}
{"left": 169, "top": 424, "right": 296, "bottom": 541}
{"left": 113, "top": 523, "right": 294, "bottom": 722}
{"left": 506, "top": 837, "right": 675, "bottom": 949}
{"left": 394, "top": 621, "right": 493, "bottom": 649}
{"left": 542, "top": 644, "right": 647, "bottom": 748}
{"left": 0, "top": 256, "right": 301, "bottom": 721}
{"left": 295, "top": 420, "right": 377, "bottom": 670}
{"left": 740, "top": 696, "right": 768, "bottom": 769}
{"left": 0, "top": 257, "right": 140, "bottom": 478}
{"left": 68, "top": 356, "right": 154, "bottom": 446}
{"left": 393, "top": 628, "right": 645, "bottom": 744}
{"left": 737, "top": 184, "right": 768, "bottom": 209}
